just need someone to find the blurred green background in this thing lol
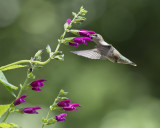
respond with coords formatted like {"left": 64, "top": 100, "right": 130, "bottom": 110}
{"left": 0, "top": 0, "right": 160, "bottom": 128}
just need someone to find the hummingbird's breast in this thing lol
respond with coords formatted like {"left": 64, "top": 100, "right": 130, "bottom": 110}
{"left": 97, "top": 45, "right": 118, "bottom": 62}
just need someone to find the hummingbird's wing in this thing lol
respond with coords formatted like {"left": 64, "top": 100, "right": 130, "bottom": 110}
{"left": 71, "top": 48, "right": 103, "bottom": 59}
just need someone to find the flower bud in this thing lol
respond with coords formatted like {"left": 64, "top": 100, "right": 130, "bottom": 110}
{"left": 30, "top": 79, "right": 46, "bottom": 91}
{"left": 14, "top": 95, "right": 27, "bottom": 106}
{"left": 56, "top": 113, "right": 67, "bottom": 122}
{"left": 46, "top": 44, "right": 52, "bottom": 54}
{"left": 64, "top": 19, "right": 72, "bottom": 29}
{"left": 34, "top": 49, "right": 43, "bottom": 58}
{"left": 63, "top": 37, "right": 74, "bottom": 43}
{"left": 23, "top": 106, "right": 42, "bottom": 114}
{"left": 69, "top": 30, "right": 79, "bottom": 36}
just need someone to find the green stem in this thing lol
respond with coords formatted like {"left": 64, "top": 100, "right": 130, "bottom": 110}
{"left": 42, "top": 109, "right": 51, "bottom": 128}
{"left": 54, "top": 11, "right": 81, "bottom": 53}
{"left": 17, "top": 76, "right": 29, "bottom": 98}
{"left": 2, "top": 109, "right": 10, "bottom": 122}
{"left": 42, "top": 91, "right": 61, "bottom": 128}
{"left": 0, "top": 58, "right": 51, "bottom": 71}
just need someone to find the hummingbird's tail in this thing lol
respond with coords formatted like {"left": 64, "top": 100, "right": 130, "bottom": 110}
{"left": 118, "top": 54, "right": 137, "bottom": 66}
{"left": 130, "top": 62, "right": 137, "bottom": 66}
{"left": 71, "top": 48, "right": 102, "bottom": 60}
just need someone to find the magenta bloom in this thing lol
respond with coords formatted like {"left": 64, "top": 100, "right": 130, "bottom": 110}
{"left": 56, "top": 113, "right": 67, "bottom": 122}
{"left": 57, "top": 100, "right": 81, "bottom": 111}
{"left": 69, "top": 37, "right": 92, "bottom": 47}
{"left": 73, "top": 37, "right": 91, "bottom": 45}
{"left": 68, "top": 42, "right": 79, "bottom": 47}
{"left": 79, "top": 30, "right": 95, "bottom": 38}
{"left": 14, "top": 95, "right": 27, "bottom": 106}
{"left": 57, "top": 100, "right": 71, "bottom": 107}
{"left": 30, "top": 79, "right": 46, "bottom": 91}
{"left": 23, "top": 106, "right": 41, "bottom": 114}
{"left": 63, "top": 104, "right": 81, "bottom": 111}
{"left": 66, "top": 19, "right": 71, "bottom": 25}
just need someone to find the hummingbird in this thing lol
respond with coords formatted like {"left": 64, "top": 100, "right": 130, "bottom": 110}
{"left": 72, "top": 34, "right": 137, "bottom": 66}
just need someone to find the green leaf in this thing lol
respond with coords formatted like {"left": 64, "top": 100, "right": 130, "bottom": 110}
{"left": 0, "top": 123, "right": 18, "bottom": 128}
{"left": 0, "top": 65, "right": 27, "bottom": 71}
{"left": 46, "top": 44, "right": 52, "bottom": 54}
{"left": 42, "top": 118, "right": 48, "bottom": 123}
{"left": 77, "top": 16, "right": 86, "bottom": 20}
{"left": 72, "top": 12, "right": 77, "bottom": 17}
{"left": 0, "top": 71, "right": 18, "bottom": 97}
{"left": 0, "top": 104, "right": 10, "bottom": 117}
{"left": 79, "top": 6, "right": 88, "bottom": 16}
{"left": 64, "top": 23, "right": 69, "bottom": 30}
{"left": 54, "top": 54, "right": 64, "bottom": 61}
{"left": 46, "top": 118, "right": 57, "bottom": 125}
{"left": 60, "top": 97, "right": 69, "bottom": 100}
{"left": 34, "top": 49, "right": 43, "bottom": 58}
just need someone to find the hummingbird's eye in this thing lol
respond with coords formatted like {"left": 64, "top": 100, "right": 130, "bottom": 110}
{"left": 94, "top": 34, "right": 98, "bottom": 37}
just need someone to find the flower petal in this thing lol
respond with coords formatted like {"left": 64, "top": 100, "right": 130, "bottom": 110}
{"left": 56, "top": 113, "right": 67, "bottom": 122}
{"left": 66, "top": 19, "right": 71, "bottom": 25}
{"left": 69, "top": 42, "right": 79, "bottom": 47}
{"left": 57, "top": 100, "right": 72, "bottom": 107}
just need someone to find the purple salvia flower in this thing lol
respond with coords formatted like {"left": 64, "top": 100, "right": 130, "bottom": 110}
{"left": 57, "top": 100, "right": 81, "bottom": 111}
{"left": 73, "top": 37, "right": 92, "bottom": 45}
{"left": 57, "top": 100, "right": 71, "bottom": 107}
{"left": 30, "top": 79, "right": 46, "bottom": 87}
{"left": 79, "top": 30, "right": 96, "bottom": 38}
{"left": 71, "top": 37, "right": 92, "bottom": 46}
{"left": 56, "top": 113, "right": 67, "bottom": 122}
{"left": 63, "top": 103, "right": 81, "bottom": 111}
{"left": 68, "top": 42, "right": 79, "bottom": 47}
{"left": 66, "top": 19, "right": 71, "bottom": 25}
{"left": 30, "top": 79, "right": 46, "bottom": 91}
{"left": 23, "top": 106, "right": 41, "bottom": 114}
{"left": 32, "top": 87, "right": 41, "bottom": 91}
{"left": 14, "top": 95, "right": 27, "bottom": 106}
{"left": 69, "top": 29, "right": 96, "bottom": 38}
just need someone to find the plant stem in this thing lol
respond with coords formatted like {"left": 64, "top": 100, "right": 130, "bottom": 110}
{"left": 42, "top": 11, "right": 82, "bottom": 128}
{"left": 2, "top": 109, "right": 11, "bottom": 122}
{"left": 0, "top": 58, "right": 51, "bottom": 71}
{"left": 42, "top": 91, "right": 61, "bottom": 128}
{"left": 54, "top": 11, "right": 81, "bottom": 53}
{"left": 17, "top": 76, "right": 29, "bottom": 98}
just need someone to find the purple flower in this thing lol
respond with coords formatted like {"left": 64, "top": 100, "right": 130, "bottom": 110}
{"left": 23, "top": 106, "right": 41, "bottom": 114}
{"left": 56, "top": 113, "right": 67, "bottom": 122}
{"left": 79, "top": 30, "right": 96, "bottom": 38}
{"left": 57, "top": 100, "right": 81, "bottom": 111}
{"left": 73, "top": 37, "right": 91, "bottom": 45}
{"left": 66, "top": 19, "right": 71, "bottom": 25}
{"left": 68, "top": 42, "right": 79, "bottom": 47}
{"left": 63, "top": 104, "right": 81, "bottom": 111}
{"left": 30, "top": 79, "right": 46, "bottom": 91}
{"left": 57, "top": 100, "right": 71, "bottom": 107}
{"left": 69, "top": 29, "right": 96, "bottom": 38}
{"left": 14, "top": 95, "right": 27, "bottom": 106}
{"left": 29, "top": 68, "right": 33, "bottom": 72}
{"left": 69, "top": 37, "right": 92, "bottom": 47}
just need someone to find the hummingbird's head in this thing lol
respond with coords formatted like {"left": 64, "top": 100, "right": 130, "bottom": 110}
{"left": 91, "top": 34, "right": 104, "bottom": 42}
